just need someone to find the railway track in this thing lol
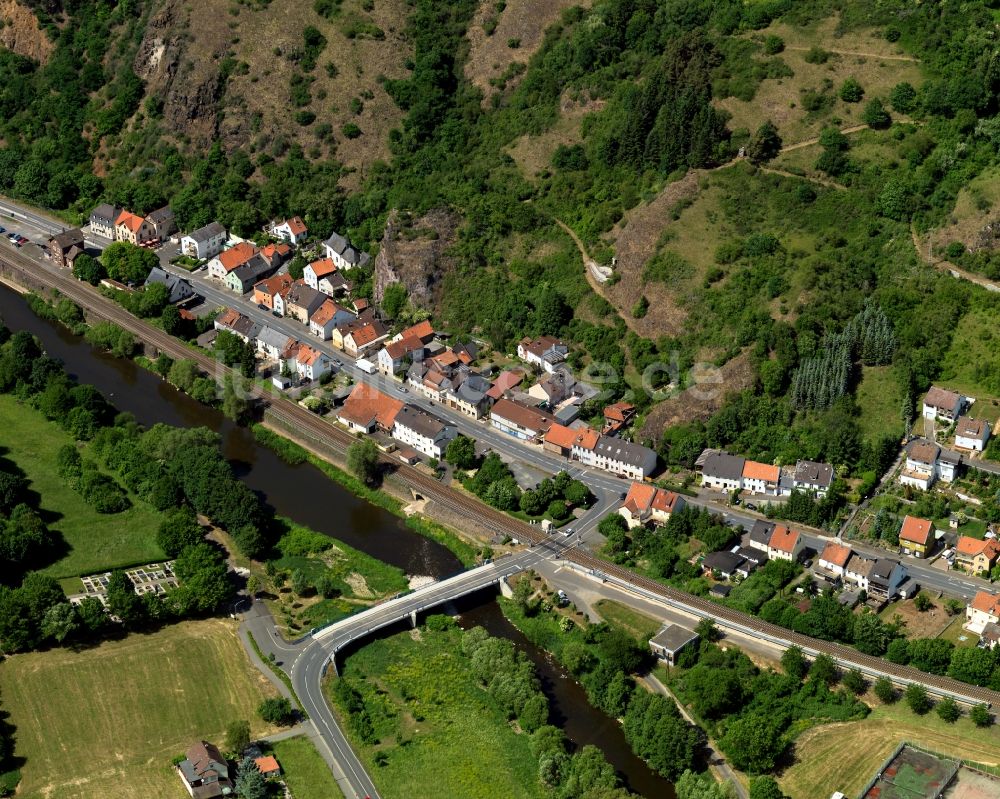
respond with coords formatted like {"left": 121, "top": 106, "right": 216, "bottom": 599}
{"left": 6, "top": 254, "right": 999, "bottom": 706}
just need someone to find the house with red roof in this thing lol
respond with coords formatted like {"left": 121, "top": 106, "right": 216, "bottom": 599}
{"left": 270, "top": 216, "right": 308, "bottom": 245}
{"left": 966, "top": 590, "right": 1000, "bottom": 635}
{"left": 899, "top": 515, "right": 934, "bottom": 558}
{"left": 207, "top": 241, "right": 259, "bottom": 281}
{"left": 741, "top": 460, "right": 781, "bottom": 495}
{"left": 817, "top": 541, "right": 852, "bottom": 577}
{"left": 618, "top": 481, "right": 685, "bottom": 528}
{"left": 115, "top": 210, "right": 155, "bottom": 245}
{"left": 333, "top": 316, "right": 388, "bottom": 357}
{"left": 308, "top": 299, "right": 355, "bottom": 340}
{"left": 602, "top": 402, "right": 637, "bottom": 435}
{"left": 955, "top": 535, "right": 1000, "bottom": 574}
{"left": 766, "top": 525, "right": 803, "bottom": 562}
{"left": 338, "top": 384, "right": 404, "bottom": 434}
{"left": 304, "top": 258, "right": 338, "bottom": 291}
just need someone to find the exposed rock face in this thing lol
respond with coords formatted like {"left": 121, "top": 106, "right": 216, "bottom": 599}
{"left": 373, "top": 208, "right": 460, "bottom": 311}
{"left": 0, "top": 0, "right": 55, "bottom": 63}
{"left": 132, "top": 0, "right": 226, "bottom": 149}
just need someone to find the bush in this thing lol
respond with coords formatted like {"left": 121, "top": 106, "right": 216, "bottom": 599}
{"left": 762, "top": 35, "right": 784, "bottom": 55}
{"left": 970, "top": 703, "right": 993, "bottom": 728}
{"left": 874, "top": 676, "right": 897, "bottom": 704}
{"left": 839, "top": 78, "right": 864, "bottom": 103}
{"left": 804, "top": 46, "right": 829, "bottom": 64}
{"left": 258, "top": 697, "right": 295, "bottom": 725}
{"left": 936, "top": 696, "right": 960, "bottom": 723}
{"left": 904, "top": 683, "right": 930, "bottom": 715}
{"left": 341, "top": 123, "right": 361, "bottom": 139}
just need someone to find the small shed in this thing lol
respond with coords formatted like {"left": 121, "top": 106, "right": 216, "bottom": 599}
{"left": 649, "top": 624, "right": 699, "bottom": 666}
{"left": 709, "top": 584, "right": 732, "bottom": 598}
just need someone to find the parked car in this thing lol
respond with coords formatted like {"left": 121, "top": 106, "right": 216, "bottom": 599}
{"left": 745, "top": 503, "right": 757, "bottom": 511}
{"left": 556, "top": 590, "right": 569, "bottom": 607}
{"left": 257, "top": 303, "right": 268, "bottom": 311}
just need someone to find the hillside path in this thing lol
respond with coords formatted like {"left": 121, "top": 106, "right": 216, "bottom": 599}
{"left": 554, "top": 217, "right": 608, "bottom": 296}
{"left": 783, "top": 45, "right": 919, "bottom": 63}
{"left": 910, "top": 223, "right": 1000, "bottom": 292}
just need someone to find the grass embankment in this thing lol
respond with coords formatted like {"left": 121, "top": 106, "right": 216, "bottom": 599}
{"left": 594, "top": 599, "right": 662, "bottom": 642}
{"left": 780, "top": 701, "right": 1000, "bottom": 799}
{"left": 0, "top": 619, "right": 278, "bottom": 799}
{"left": 270, "top": 736, "right": 346, "bottom": 799}
{"left": 252, "top": 423, "right": 479, "bottom": 566}
{"left": 0, "top": 394, "right": 165, "bottom": 578}
{"left": 325, "top": 625, "right": 547, "bottom": 799}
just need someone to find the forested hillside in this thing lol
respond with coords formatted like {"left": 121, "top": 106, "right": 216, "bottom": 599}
{"left": 3, "top": 0, "right": 1000, "bottom": 480}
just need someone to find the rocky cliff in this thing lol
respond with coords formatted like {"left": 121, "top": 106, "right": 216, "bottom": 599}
{"left": 373, "top": 209, "right": 460, "bottom": 311}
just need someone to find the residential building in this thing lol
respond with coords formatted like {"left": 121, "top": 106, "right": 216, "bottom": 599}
{"left": 923, "top": 386, "right": 963, "bottom": 421}
{"left": 377, "top": 337, "right": 425, "bottom": 375}
{"left": 88, "top": 203, "right": 120, "bottom": 239}
{"left": 446, "top": 373, "right": 492, "bottom": 420}
{"left": 207, "top": 242, "right": 258, "bottom": 281}
{"left": 115, "top": 210, "right": 155, "bottom": 245}
{"left": 290, "top": 343, "right": 333, "bottom": 382}
{"left": 748, "top": 520, "right": 775, "bottom": 553}
{"left": 304, "top": 258, "right": 338, "bottom": 292}
{"left": 528, "top": 368, "right": 578, "bottom": 406}
{"left": 700, "top": 451, "right": 746, "bottom": 492}
{"left": 965, "top": 591, "right": 1000, "bottom": 635}
{"left": 334, "top": 317, "right": 388, "bottom": 357}
{"left": 869, "top": 558, "right": 906, "bottom": 600}
{"left": 309, "top": 299, "right": 354, "bottom": 340}
{"left": 573, "top": 433, "right": 658, "bottom": 480}
{"left": 742, "top": 460, "right": 780, "bottom": 495}
{"left": 214, "top": 308, "right": 259, "bottom": 343}
{"left": 955, "top": 416, "right": 992, "bottom": 451}
{"left": 254, "top": 756, "right": 281, "bottom": 779}
{"left": 318, "top": 271, "right": 350, "bottom": 296}
{"left": 736, "top": 546, "right": 768, "bottom": 569}
{"left": 844, "top": 553, "right": 874, "bottom": 592}
{"left": 542, "top": 423, "right": 582, "bottom": 457}
{"left": 48, "top": 228, "right": 84, "bottom": 268}
{"left": 817, "top": 541, "right": 852, "bottom": 578}
{"left": 899, "top": 515, "right": 934, "bottom": 558}
{"left": 145, "top": 266, "right": 195, "bottom": 304}
{"left": 270, "top": 216, "right": 308, "bottom": 245}
{"left": 793, "top": 460, "right": 834, "bottom": 496}
{"left": 253, "top": 273, "right": 294, "bottom": 311}
{"left": 323, "top": 231, "right": 370, "bottom": 269}
{"left": 955, "top": 536, "right": 1000, "bottom": 574}
{"left": 392, "top": 405, "right": 457, "bottom": 458}
{"left": 256, "top": 326, "right": 292, "bottom": 360}
{"left": 180, "top": 221, "right": 226, "bottom": 260}
{"left": 490, "top": 398, "right": 556, "bottom": 441}
{"left": 392, "top": 320, "right": 435, "bottom": 345}
{"left": 454, "top": 340, "right": 479, "bottom": 365}
{"left": 284, "top": 281, "right": 326, "bottom": 325}
{"left": 486, "top": 369, "right": 526, "bottom": 401}
{"left": 176, "top": 741, "right": 232, "bottom": 799}
{"left": 146, "top": 206, "right": 177, "bottom": 240}
{"left": 703, "top": 550, "right": 745, "bottom": 579}
{"left": 648, "top": 625, "right": 698, "bottom": 667}
{"left": 225, "top": 253, "right": 276, "bottom": 294}
{"left": 766, "top": 525, "right": 803, "bottom": 562}
{"left": 602, "top": 401, "right": 637, "bottom": 435}
{"left": 517, "top": 335, "right": 569, "bottom": 373}
{"left": 260, "top": 242, "right": 292, "bottom": 269}
{"left": 618, "top": 482, "right": 685, "bottom": 528}
{"left": 900, "top": 439, "right": 959, "bottom": 490}
{"left": 338, "top": 384, "right": 404, "bottom": 434}
{"left": 981, "top": 622, "right": 1000, "bottom": 650}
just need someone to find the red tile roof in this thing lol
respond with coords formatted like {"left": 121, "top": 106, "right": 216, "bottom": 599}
{"left": 310, "top": 299, "right": 339, "bottom": 326}
{"left": 115, "top": 210, "right": 145, "bottom": 233}
{"left": 254, "top": 273, "right": 293, "bottom": 298}
{"left": 819, "top": 541, "right": 852, "bottom": 568}
{"left": 308, "top": 258, "right": 338, "bottom": 278}
{"left": 282, "top": 216, "right": 307, "bottom": 235}
{"left": 486, "top": 369, "right": 525, "bottom": 400}
{"left": 544, "top": 423, "right": 581, "bottom": 450}
{"left": 254, "top": 756, "right": 280, "bottom": 775}
{"left": 970, "top": 591, "right": 1000, "bottom": 616}
{"left": 340, "top": 384, "right": 403, "bottom": 430}
{"left": 218, "top": 242, "right": 258, "bottom": 272}
{"left": 742, "top": 460, "right": 780, "bottom": 482}
{"left": 385, "top": 336, "right": 423, "bottom": 360}
{"left": 400, "top": 319, "right": 434, "bottom": 343}
{"left": 900, "top": 515, "right": 933, "bottom": 546}
{"left": 768, "top": 525, "right": 800, "bottom": 554}
{"left": 571, "top": 427, "right": 600, "bottom": 452}
{"left": 603, "top": 402, "right": 636, "bottom": 423}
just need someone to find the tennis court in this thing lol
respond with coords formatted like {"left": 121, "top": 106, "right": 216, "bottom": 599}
{"left": 864, "top": 746, "right": 960, "bottom": 799}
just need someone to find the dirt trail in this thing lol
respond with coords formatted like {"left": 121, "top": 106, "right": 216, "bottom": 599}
{"left": 911, "top": 224, "right": 1000, "bottom": 292}
{"left": 780, "top": 124, "right": 869, "bottom": 152}
{"left": 554, "top": 217, "right": 612, "bottom": 298}
{"left": 783, "top": 45, "right": 920, "bottom": 63}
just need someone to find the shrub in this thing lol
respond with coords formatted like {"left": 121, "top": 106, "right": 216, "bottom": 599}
{"left": 936, "top": 696, "right": 960, "bottom": 723}
{"left": 839, "top": 78, "right": 864, "bottom": 103}
{"left": 341, "top": 122, "right": 361, "bottom": 139}
{"left": 258, "top": 697, "right": 295, "bottom": 725}
{"left": 763, "top": 35, "right": 784, "bottom": 55}
{"left": 804, "top": 46, "right": 829, "bottom": 64}
{"left": 874, "top": 676, "right": 897, "bottom": 703}
{"left": 905, "top": 684, "right": 930, "bottom": 715}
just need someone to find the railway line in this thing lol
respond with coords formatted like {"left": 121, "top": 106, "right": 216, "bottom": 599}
{"left": 5, "top": 253, "right": 999, "bottom": 707}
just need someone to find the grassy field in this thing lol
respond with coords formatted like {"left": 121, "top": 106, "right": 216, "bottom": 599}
{"left": 594, "top": 599, "right": 662, "bottom": 642}
{"left": 0, "top": 619, "right": 277, "bottom": 799}
{"left": 270, "top": 736, "right": 345, "bottom": 799}
{"left": 935, "top": 307, "right": 1000, "bottom": 403}
{"left": 780, "top": 701, "right": 1000, "bottom": 799}
{"left": 0, "top": 394, "right": 165, "bottom": 578}
{"left": 856, "top": 365, "right": 905, "bottom": 443}
{"left": 326, "top": 625, "right": 547, "bottom": 799}
{"left": 925, "top": 163, "right": 1000, "bottom": 254}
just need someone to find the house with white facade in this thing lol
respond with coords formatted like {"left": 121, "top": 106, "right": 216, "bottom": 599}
{"left": 699, "top": 451, "right": 746, "bottom": 492}
{"left": 180, "top": 222, "right": 226, "bottom": 260}
{"left": 869, "top": 558, "right": 906, "bottom": 600}
{"left": 517, "top": 336, "right": 569, "bottom": 373}
{"left": 308, "top": 299, "right": 354, "bottom": 340}
{"left": 490, "top": 398, "right": 556, "bottom": 441}
{"left": 338, "top": 384, "right": 403, "bottom": 434}
{"left": 392, "top": 405, "right": 457, "bottom": 459}
{"left": 270, "top": 217, "right": 308, "bottom": 245}
{"left": 923, "top": 386, "right": 963, "bottom": 421}
{"left": 793, "top": 460, "right": 834, "bottom": 496}
{"left": 323, "top": 231, "right": 370, "bottom": 270}
{"left": 966, "top": 591, "right": 1000, "bottom": 635}
{"left": 899, "top": 439, "right": 959, "bottom": 490}
{"left": 207, "top": 242, "right": 258, "bottom": 281}
{"left": 843, "top": 553, "right": 874, "bottom": 591}
{"left": 766, "top": 525, "right": 803, "bottom": 562}
{"left": 377, "top": 337, "right": 425, "bottom": 376}
{"left": 741, "top": 460, "right": 780, "bottom": 495}
{"left": 817, "top": 541, "right": 852, "bottom": 578}
{"left": 89, "top": 203, "right": 120, "bottom": 239}
{"left": 955, "top": 416, "right": 991, "bottom": 452}
{"left": 572, "top": 432, "right": 658, "bottom": 481}
{"left": 619, "top": 482, "right": 685, "bottom": 528}
{"left": 256, "top": 326, "right": 291, "bottom": 361}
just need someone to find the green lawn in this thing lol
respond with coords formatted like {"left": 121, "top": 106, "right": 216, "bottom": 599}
{"left": 0, "top": 394, "right": 165, "bottom": 578}
{"left": 595, "top": 599, "right": 662, "bottom": 642}
{"left": 270, "top": 736, "right": 346, "bottom": 799}
{"left": 936, "top": 307, "right": 1000, "bottom": 402}
{"left": 856, "top": 366, "right": 905, "bottom": 443}
{"left": 326, "top": 625, "right": 547, "bottom": 799}
{"left": 0, "top": 619, "right": 278, "bottom": 799}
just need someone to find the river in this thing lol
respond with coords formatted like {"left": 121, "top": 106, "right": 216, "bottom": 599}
{"left": 0, "top": 283, "right": 674, "bottom": 798}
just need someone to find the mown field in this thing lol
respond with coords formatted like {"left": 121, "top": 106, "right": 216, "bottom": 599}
{"left": 270, "top": 736, "right": 346, "bottom": 799}
{"left": 0, "top": 619, "right": 277, "bottom": 799}
{"left": 0, "top": 394, "right": 165, "bottom": 578}
{"left": 326, "top": 626, "right": 547, "bottom": 799}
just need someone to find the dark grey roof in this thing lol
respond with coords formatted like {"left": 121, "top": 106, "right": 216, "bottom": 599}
{"left": 184, "top": 221, "right": 226, "bottom": 243}
{"left": 939, "top": 449, "right": 962, "bottom": 465}
{"left": 710, "top": 583, "right": 732, "bottom": 597}
{"left": 702, "top": 451, "right": 746, "bottom": 480}
{"left": 592, "top": 435, "right": 657, "bottom": 471}
{"left": 50, "top": 228, "right": 84, "bottom": 249}
{"left": 455, "top": 340, "right": 479, "bottom": 360}
{"left": 145, "top": 266, "right": 194, "bottom": 304}
{"left": 394, "top": 404, "right": 451, "bottom": 439}
{"left": 232, "top": 254, "right": 275, "bottom": 285}
{"left": 89, "top": 203, "right": 119, "bottom": 222}
{"left": 454, "top": 374, "right": 490, "bottom": 405}
{"left": 736, "top": 546, "right": 768, "bottom": 565}
{"left": 871, "top": 558, "right": 901, "bottom": 582}
{"left": 750, "top": 520, "right": 775, "bottom": 547}
{"left": 286, "top": 282, "right": 325, "bottom": 314}
{"left": 325, "top": 231, "right": 370, "bottom": 266}
{"left": 146, "top": 206, "right": 174, "bottom": 224}
{"left": 649, "top": 624, "right": 699, "bottom": 652}
{"left": 703, "top": 550, "right": 745, "bottom": 574}
{"left": 794, "top": 459, "right": 834, "bottom": 487}
{"left": 555, "top": 404, "right": 581, "bottom": 424}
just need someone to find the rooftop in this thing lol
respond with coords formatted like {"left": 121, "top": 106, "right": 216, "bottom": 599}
{"left": 924, "top": 385, "right": 961, "bottom": 411}
{"left": 649, "top": 624, "right": 699, "bottom": 652}
{"left": 185, "top": 221, "right": 225, "bottom": 242}
{"left": 794, "top": 459, "right": 834, "bottom": 487}
{"left": 491, "top": 398, "right": 556, "bottom": 434}
{"left": 899, "top": 515, "right": 933, "bottom": 546}
{"left": 218, "top": 241, "right": 259, "bottom": 272}
{"left": 339, "top": 384, "right": 404, "bottom": 431}
{"left": 819, "top": 541, "right": 852, "bottom": 568}
{"left": 308, "top": 258, "right": 338, "bottom": 278}
{"left": 394, "top": 404, "right": 451, "bottom": 438}
{"left": 701, "top": 451, "right": 746, "bottom": 481}
{"left": 768, "top": 525, "right": 800, "bottom": 554}
{"left": 743, "top": 459, "right": 780, "bottom": 482}
{"left": 907, "top": 439, "right": 940, "bottom": 465}
{"left": 956, "top": 416, "right": 990, "bottom": 440}
{"left": 970, "top": 591, "right": 1000, "bottom": 616}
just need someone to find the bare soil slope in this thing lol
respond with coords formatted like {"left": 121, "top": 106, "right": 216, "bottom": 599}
{"left": 0, "top": 0, "right": 53, "bottom": 62}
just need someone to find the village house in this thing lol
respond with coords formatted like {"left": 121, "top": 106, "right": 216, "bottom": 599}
{"left": 288, "top": 343, "right": 333, "bottom": 382}
{"left": 965, "top": 590, "right": 1000, "bottom": 635}
{"left": 648, "top": 625, "right": 699, "bottom": 666}
{"left": 304, "top": 258, "right": 338, "bottom": 292}
{"left": 180, "top": 221, "right": 226, "bottom": 260}
{"left": 146, "top": 206, "right": 177, "bottom": 240}
{"left": 333, "top": 317, "right": 388, "bottom": 357}
{"left": 817, "top": 541, "right": 852, "bottom": 578}
{"left": 735, "top": 546, "right": 768, "bottom": 573}
{"left": 255, "top": 326, "right": 292, "bottom": 361}
{"left": 309, "top": 299, "right": 354, "bottom": 340}
{"left": 490, "top": 398, "right": 556, "bottom": 441}
{"left": 453, "top": 340, "right": 479, "bottom": 365}
{"left": 955, "top": 416, "right": 992, "bottom": 452}
{"left": 602, "top": 401, "right": 637, "bottom": 435}
{"left": 742, "top": 460, "right": 780, "bottom": 496}
{"left": 793, "top": 460, "right": 834, "bottom": 496}
{"left": 214, "top": 308, "right": 259, "bottom": 343}
{"left": 445, "top": 373, "right": 493, "bottom": 419}
{"left": 176, "top": 741, "right": 232, "bottom": 799}
{"left": 392, "top": 404, "right": 457, "bottom": 458}
{"left": 377, "top": 337, "right": 425, "bottom": 376}
{"left": 260, "top": 242, "right": 292, "bottom": 269}
{"left": 323, "top": 231, "right": 370, "bottom": 269}
{"left": 88, "top": 203, "right": 120, "bottom": 239}
{"left": 207, "top": 242, "right": 258, "bottom": 281}
{"left": 115, "top": 210, "right": 155, "bottom": 245}
{"left": 899, "top": 439, "right": 959, "bottom": 490}
{"left": 392, "top": 319, "right": 435, "bottom": 346}
{"left": 748, "top": 520, "right": 775, "bottom": 553}
{"left": 573, "top": 432, "right": 658, "bottom": 480}
{"left": 284, "top": 281, "right": 326, "bottom": 325}
{"left": 899, "top": 515, "right": 935, "bottom": 558}
{"left": 338, "top": 384, "right": 404, "bottom": 434}
{"left": 527, "top": 368, "right": 578, "bottom": 407}
{"left": 923, "top": 386, "right": 963, "bottom": 422}
{"left": 618, "top": 482, "right": 685, "bottom": 528}
{"left": 703, "top": 550, "right": 745, "bottom": 580}
{"left": 541, "top": 423, "right": 580, "bottom": 458}
{"left": 48, "top": 228, "right": 85, "bottom": 268}
{"left": 225, "top": 253, "right": 277, "bottom": 294}
{"left": 517, "top": 335, "right": 569, "bottom": 373}
{"left": 486, "top": 369, "right": 526, "bottom": 402}
{"left": 955, "top": 536, "right": 1000, "bottom": 574}
{"left": 145, "top": 266, "right": 195, "bottom": 304}
{"left": 843, "top": 553, "right": 874, "bottom": 592}
{"left": 766, "top": 525, "right": 803, "bottom": 562}
{"left": 699, "top": 451, "right": 746, "bottom": 492}
{"left": 868, "top": 558, "right": 906, "bottom": 601}
{"left": 270, "top": 216, "right": 308, "bottom": 245}
{"left": 253, "top": 273, "right": 294, "bottom": 311}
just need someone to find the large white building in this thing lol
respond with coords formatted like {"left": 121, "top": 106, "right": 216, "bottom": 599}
{"left": 180, "top": 221, "right": 226, "bottom": 260}
{"left": 392, "top": 405, "right": 457, "bottom": 459}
